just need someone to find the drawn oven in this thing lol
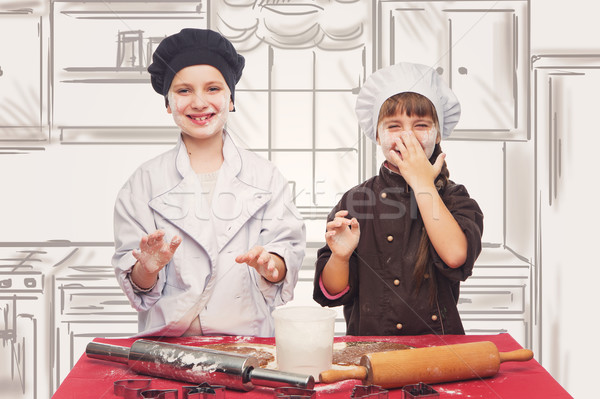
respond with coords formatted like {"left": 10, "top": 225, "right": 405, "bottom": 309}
{"left": 0, "top": 269, "right": 44, "bottom": 398}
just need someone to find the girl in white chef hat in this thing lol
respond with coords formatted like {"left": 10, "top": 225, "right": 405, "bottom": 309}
{"left": 313, "top": 63, "right": 484, "bottom": 336}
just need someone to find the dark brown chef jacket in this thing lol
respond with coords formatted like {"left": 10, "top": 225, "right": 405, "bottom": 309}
{"left": 313, "top": 163, "right": 484, "bottom": 336}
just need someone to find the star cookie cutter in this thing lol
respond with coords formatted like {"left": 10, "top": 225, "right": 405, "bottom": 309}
{"left": 182, "top": 382, "right": 226, "bottom": 399}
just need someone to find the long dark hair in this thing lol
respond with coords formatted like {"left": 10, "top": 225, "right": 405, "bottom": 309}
{"left": 378, "top": 92, "right": 450, "bottom": 303}
{"left": 413, "top": 143, "right": 450, "bottom": 304}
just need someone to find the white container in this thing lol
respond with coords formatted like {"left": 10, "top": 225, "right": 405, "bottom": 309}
{"left": 272, "top": 306, "right": 337, "bottom": 381}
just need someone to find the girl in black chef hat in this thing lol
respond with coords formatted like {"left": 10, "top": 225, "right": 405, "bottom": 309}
{"left": 112, "top": 29, "right": 305, "bottom": 337}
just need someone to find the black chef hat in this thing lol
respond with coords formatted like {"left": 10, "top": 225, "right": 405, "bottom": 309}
{"left": 148, "top": 28, "right": 245, "bottom": 107}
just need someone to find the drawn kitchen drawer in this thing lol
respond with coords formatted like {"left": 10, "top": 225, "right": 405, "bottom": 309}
{"left": 457, "top": 284, "right": 526, "bottom": 314}
{"left": 57, "top": 283, "right": 136, "bottom": 319}
{"left": 461, "top": 318, "right": 528, "bottom": 347}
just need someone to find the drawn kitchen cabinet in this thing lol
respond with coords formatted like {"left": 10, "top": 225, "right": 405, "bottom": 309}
{"left": 458, "top": 246, "right": 531, "bottom": 346}
{"left": 52, "top": 1, "right": 206, "bottom": 143}
{"left": 378, "top": 1, "right": 529, "bottom": 140}
{"left": 0, "top": 12, "right": 45, "bottom": 141}
{"left": 51, "top": 246, "right": 138, "bottom": 386}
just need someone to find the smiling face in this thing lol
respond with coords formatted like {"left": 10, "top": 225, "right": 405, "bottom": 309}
{"left": 376, "top": 92, "right": 441, "bottom": 168}
{"left": 166, "top": 64, "right": 233, "bottom": 142}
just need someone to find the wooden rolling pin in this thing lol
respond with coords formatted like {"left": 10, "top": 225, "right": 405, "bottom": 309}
{"left": 319, "top": 341, "right": 533, "bottom": 388}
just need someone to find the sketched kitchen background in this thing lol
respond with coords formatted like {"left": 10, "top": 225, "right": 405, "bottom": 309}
{"left": 0, "top": 1, "right": 598, "bottom": 398}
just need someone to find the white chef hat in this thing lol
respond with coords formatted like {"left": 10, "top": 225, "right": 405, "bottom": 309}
{"left": 355, "top": 62, "right": 461, "bottom": 143}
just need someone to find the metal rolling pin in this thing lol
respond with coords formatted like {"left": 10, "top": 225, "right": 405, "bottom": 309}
{"left": 86, "top": 339, "right": 315, "bottom": 391}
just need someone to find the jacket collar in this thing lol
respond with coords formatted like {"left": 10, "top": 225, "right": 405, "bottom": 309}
{"left": 173, "top": 131, "right": 243, "bottom": 179}
{"left": 379, "top": 162, "right": 411, "bottom": 192}
{"left": 379, "top": 161, "right": 444, "bottom": 193}
{"left": 149, "top": 131, "right": 271, "bottom": 254}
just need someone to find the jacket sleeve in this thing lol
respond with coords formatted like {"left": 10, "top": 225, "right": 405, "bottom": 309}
{"left": 256, "top": 169, "right": 306, "bottom": 307}
{"left": 312, "top": 198, "right": 359, "bottom": 307}
{"left": 430, "top": 182, "right": 484, "bottom": 281}
{"left": 112, "top": 179, "right": 166, "bottom": 311}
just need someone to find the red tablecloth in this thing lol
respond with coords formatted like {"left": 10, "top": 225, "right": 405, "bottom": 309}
{"left": 52, "top": 333, "right": 571, "bottom": 398}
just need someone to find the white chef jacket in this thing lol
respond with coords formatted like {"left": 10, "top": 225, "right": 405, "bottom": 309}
{"left": 112, "top": 131, "right": 306, "bottom": 337}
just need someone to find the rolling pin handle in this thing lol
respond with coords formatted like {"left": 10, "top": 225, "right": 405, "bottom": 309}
{"left": 248, "top": 367, "right": 315, "bottom": 389}
{"left": 499, "top": 349, "right": 534, "bottom": 363}
{"left": 319, "top": 366, "right": 368, "bottom": 384}
{"left": 86, "top": 341, "right": 130, "bottom": 364}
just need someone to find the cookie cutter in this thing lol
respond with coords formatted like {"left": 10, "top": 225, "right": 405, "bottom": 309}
{"left": 140, "top": 388, "right": 178, "bottom": 398}
{"left": 401, "top": 382, "right": 439, "bottom": 398}
{"left": 113, "top": 379, "right": 179, "bottom": 399}
{"left": 183, "top": 382, "right": 226, "bottom": 399}
{"left": 273, "top": 386, "right": 316, "bottom": 399}
{"left": 351, "top": 384, "right": 389, "bottom": 399}
{"left": 114, "top": 379, "right": 153, "bottom": 399}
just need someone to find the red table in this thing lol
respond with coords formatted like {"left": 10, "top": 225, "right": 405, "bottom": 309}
{"left": 52, "top": 333, "right": 571, "bottom": 398}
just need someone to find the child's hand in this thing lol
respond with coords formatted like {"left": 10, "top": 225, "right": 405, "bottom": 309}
{"left": 236, "top": 246, "right": 282, "bottom": 282}
{"left": 132, "top": 230, "right": 182, "bottom": 275}
{"left": 389, "top": 131, "right": 445, "bottom": 191}
{"left": 325, "top": 210, "right": 360, "bottom": 260}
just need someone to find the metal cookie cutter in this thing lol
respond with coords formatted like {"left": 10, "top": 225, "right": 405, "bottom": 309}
{"left": 401, "top": 382, "right": 439, "bottom": 398}
{"left": 140, "top": 389, "right": 179, "bottom": 398}
{"left": 114, "top": 379, "right": 153, "bottom": 399}
{"left": 274, "top": 386, "right": 316, "bottom": 399}
{"left": 182, "top": 383, "right": 226, "bottom": 399}
{"left": 351, "top": 384, "right": 389, "bottom": 399}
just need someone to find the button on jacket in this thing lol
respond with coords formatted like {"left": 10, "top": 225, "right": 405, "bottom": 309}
{"left": 313, "top": 164, "right": 483, "bottom": 336}
{"left": 113, "top": 132, "right": 306, "bottom": 337}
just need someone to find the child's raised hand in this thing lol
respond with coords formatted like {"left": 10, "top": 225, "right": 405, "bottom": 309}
{"left": 325, "top": 210, "right": 360, "bottom": 260}
{"left": 236, "top": 246, "right": 281, "bottom": 281}
{"left": 390, "top": 131, "right": 445, "bottom": 191}
{"left": 132, "top": 230, "right": 182, "bottom": 275}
